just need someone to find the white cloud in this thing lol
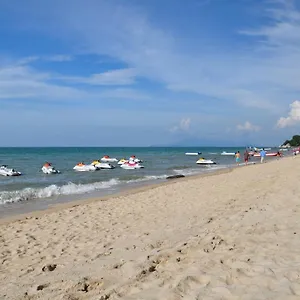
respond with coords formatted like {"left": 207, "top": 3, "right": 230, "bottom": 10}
{"left": 3, "top": 0, "right": 300, "bottom": 127}
{"left": 14, "top": 0, "right": 300, "bottom": 114}
{"left": 170, "top": 118, "right": 191, "bottom": 132}
{"left": 17, "top": 55, "right": 73, "bottom": 65}
{"left": 0, "top": 63, "right": 146, "bottom": 100}
{"left": 59, "top": 68, "right": 137, "bottom": 85}
{"left": 0, "top": 64, "right": 88, "bottom": 100}
{"left": 237, "top": 121, "right": 260, "bottom": 132}
{"left": 277, "top": 100, "right": 300, "bottom": 128}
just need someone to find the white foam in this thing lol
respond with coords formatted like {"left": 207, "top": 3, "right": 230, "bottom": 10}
{"left": 0, "top": 175, "right": 170, "bottom": 205}
{"left": 0, "top": 179, "right": 119, "bottom": 205}
{"left": 174, "top": 165, "right": 227, "bottom": 176}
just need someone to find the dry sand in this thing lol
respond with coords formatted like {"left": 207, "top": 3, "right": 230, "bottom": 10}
{"left": 1, "top": 156, "right": 300, "bottom": 300}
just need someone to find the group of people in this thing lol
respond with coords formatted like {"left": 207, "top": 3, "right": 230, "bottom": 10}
{"left": 234, "top": 148, "right": 269, "bottom": 165}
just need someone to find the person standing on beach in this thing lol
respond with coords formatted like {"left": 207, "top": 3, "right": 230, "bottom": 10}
{"left": 235, "top": 151, "right": 241, "bottom": 165}
{"left": 260, "top": 148, "right": 266, "bottom": 163}
{"left": 244, "top": 149, "right": 250, "bottom": 165}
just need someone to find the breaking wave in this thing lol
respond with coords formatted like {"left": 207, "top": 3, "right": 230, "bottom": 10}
{"left": 0, "top": 175, "right": 168, "bottom": 205}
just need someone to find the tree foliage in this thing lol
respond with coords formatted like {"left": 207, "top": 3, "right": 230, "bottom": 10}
{"left": 283, "top": 135, "right": 300, "bottom": 147}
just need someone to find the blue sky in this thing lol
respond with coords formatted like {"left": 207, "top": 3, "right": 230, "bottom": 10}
{"left": 1, "top": 0, "right": 300, "bottom": 146}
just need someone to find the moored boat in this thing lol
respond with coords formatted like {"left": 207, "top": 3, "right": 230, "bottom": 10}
{"left": 221, "top": 151, "right": 235, "bottom": 156}
{"left": 185, "top": 152, "right": 202, "bottom": 156}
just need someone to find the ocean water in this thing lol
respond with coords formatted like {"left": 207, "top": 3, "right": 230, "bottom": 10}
{"left": 0, "top": 147, "right": 282, "bottom": 216}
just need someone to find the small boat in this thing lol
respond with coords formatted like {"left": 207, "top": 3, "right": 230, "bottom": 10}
{"left": 73, "top": 162, "right": 98, "bottom": 172}
{"left": 42, "top": 163, "right": 60, "bottom": 174}
{"left": 100, "top": 155, "right": 118, "bottom": 163}
{"left": 185, "top": 152, "right": 202, "bottom": 156}
{"left": 196, "top": 158, "right": 216, "bottom": 165}
{"left": 0, "top": 165, "right": 22, "bottom": 176}
{"left": 253, "top": 152, "right": 278, "bottom": 157}
{"left": 221, "top": 151, "right": 236, "bottom": 156}
{"left": 120, "top": 161, "right": 144, "bottom": 170}
{"left": 91, "top": 160, "right": 115, "bottom": 169}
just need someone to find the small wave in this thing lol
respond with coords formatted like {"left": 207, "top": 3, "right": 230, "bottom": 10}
{"left": 167, "top": 165, "right": 190, "bottom": 170}
{"left": 0, "top": 175, "right": 168, "bottom": 205}
{"left": 173, "top": 168, "right": 203, "bottom": 176}
{"left": 128, "top": 175, "right": 168, "bottom": 182}
{"left": 173, "top": 165, "right": 227, "bottom": 176}
{"left": 0, "top": 179, "right": 120, "bottom": 205}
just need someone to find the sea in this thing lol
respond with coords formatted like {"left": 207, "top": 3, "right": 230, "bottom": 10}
{"left": 0, "top": 147, "right": 283, "bottom": 217}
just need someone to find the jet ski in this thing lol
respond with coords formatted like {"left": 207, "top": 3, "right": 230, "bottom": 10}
{"left": 41, "top": 162, "right": 60, "bottom": 174}
{"left": 118, "top": 156, "right": 143, "bottom": 165}
{"left": 118, "top": 158, "right": 128, "bottom": 165}
{"left": 129, "top": 155, "right": 143, "bottom": 163}
{"left": 0, "top": 165, "right": 22, "bottom": 176}
{"left": 196, "top": 158, "right": 216, "bottom": 165}
{"left": 91, "top": 160, "right": 115, "bottom": 169}
{"left": 120, "top": 161, "right": 144, "bottom": 170}
{"left": 73, "top": 162, "right": 99, "bottom": 172}
{"left": 100, "top": 155, "right": 118, "bottom": 163}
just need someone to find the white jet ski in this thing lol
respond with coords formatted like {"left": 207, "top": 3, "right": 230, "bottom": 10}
{"left": 120, "top": 161, "right": 144, "bottom": 170}
{"left": 73, "top": 163, "right": 99, "bottom": 172}
{"left": 0, "top": 165, "right": 22, "bottom": 176}
{"left": 196, "top": 158, "right": 216, "bottom": 165}
{"left": 128, "top": 155, "right": 143, "bottom": 163}
{"left": 91, "top": 160, "right": 115, "bottom": 169}
{"left": 100, "top": 155, "right": 118, "bottom": 163}
{"left": 41, "top": 163, "right": 60, "bottom": 174}
{"left": 118, "top": 156, "right": 143, "bottom": 165}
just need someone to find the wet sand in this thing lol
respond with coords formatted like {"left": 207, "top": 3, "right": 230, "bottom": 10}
{"left": 1, "top": 156, "right": 300, "bottom": 299}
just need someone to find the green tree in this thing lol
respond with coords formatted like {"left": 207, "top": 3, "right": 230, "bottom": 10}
{"left": 283, "top": 135, "right": 300, "bottom": 147}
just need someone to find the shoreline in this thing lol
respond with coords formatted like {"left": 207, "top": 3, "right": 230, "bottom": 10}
{"left": 0, "top": 156, "right": 281, "bottom": 224}
{"left": 1, "top": 156, "right": 298, "bottom": 299}
{"left": 0, "top": 166, "right": 234, "bottom": 225}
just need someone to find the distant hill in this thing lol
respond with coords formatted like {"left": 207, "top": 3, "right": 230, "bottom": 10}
{"left": 282, "top": 135, "right": 300, "bottom": 147}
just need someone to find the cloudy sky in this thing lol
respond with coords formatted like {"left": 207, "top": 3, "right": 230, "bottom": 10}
{"left": 0, "top": 0, "right": 300, "bottom": 146}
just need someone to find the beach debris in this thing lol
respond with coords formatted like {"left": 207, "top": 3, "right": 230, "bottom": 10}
{"left": 166, "top": 174, "right": 185, "bottom": 180}
{"left": 42, "top": 264, "right": 57, "bottom": 272}
{"left": 207, "top": 217, "right": 213, "bottom": 224}
{"left": 148, "top": 265, "right": 156, "bottom": 272}
{"left": 36, "top": 283, "right": 48, "bottom": 291}
{"left": 75, "top": 277, "right": 104, "bottom": 293}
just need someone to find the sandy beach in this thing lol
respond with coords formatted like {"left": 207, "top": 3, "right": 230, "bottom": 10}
{"left": 1, "top": 156, "right": 300, "bottom": 299}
